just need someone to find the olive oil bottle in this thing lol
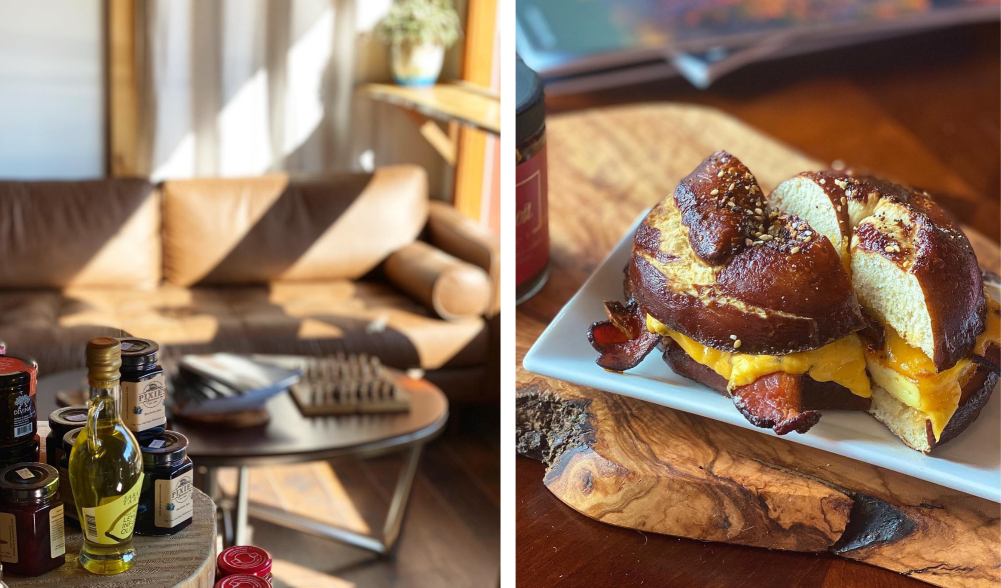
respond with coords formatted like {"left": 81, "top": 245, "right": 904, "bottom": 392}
{"left": 69, "top": 338, "right": 144, "bottom": 575}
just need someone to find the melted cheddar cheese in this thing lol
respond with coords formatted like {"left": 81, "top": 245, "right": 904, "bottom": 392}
{"left": 646, "top": 315, "right": 871, "bottom": 398}
{"left": 866, "top": 294, "right": 1001, "bottom": 441}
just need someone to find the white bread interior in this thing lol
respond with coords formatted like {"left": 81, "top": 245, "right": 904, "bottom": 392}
{"left": 768, "top": 176, "right": 847, "bottom": 255}
{"left": 850, "top": 201, "right": 936, "bottom": 361}
{"left": 868, "top": 385, "right": 933, "bottom": 453}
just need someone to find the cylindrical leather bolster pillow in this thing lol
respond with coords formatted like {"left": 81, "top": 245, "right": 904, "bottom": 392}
{"left": 383, "top": 241, "right": 492, "bottom": 321}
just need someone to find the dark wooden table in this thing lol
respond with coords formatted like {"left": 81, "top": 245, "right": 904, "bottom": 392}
{"left": 517, "top": 23, "right": 1000, "bottom": 588}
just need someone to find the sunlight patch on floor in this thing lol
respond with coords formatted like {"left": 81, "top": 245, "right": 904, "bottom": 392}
{"left": 217, "top": 462, "right": 371, "bottom": 534}
{"left": 272, "top": 558, "right": 356, "bottom": 588}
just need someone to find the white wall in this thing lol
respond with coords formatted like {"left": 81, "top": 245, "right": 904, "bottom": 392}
{"left": 0, "top": 0, "right": 105, "bottom": 179}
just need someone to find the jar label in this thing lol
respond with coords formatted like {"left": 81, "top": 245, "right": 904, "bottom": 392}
{"left": 81, "top": 473, "right": 143, "bottom": 545}
{"left": 0, "top": 512, "right": 16, "bottom": 563}
{"left": 49, "top": 505, "right": 65, "bottom": 558}
{"left": 11, "top": 390, "right": 35, "bottom": 439}
{"left": 122, "top": 373, "right": 167, "bottom": 432}
{"left": 516, "top": 143, "right": 550, "bottom": 286}
{"left": 155, "top": 470, "right": 194, "bottom": 528}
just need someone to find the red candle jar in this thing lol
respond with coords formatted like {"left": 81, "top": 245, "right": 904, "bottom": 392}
{"left": 515, "top": 57, "right": 550, "bottom": 304}
{"left": 215, "top": 575, "right": 271, "bottom": 588}
{"left": 217, "top": 545, "right": 272, "bottom": 584}
{"left": 0, "top": 463, "right": 65, "bottom": 577}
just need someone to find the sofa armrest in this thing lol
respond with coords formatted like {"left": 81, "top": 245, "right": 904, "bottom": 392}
{"left": 426, "top": 201, "right": 500, "bottom": 316}
{"left": 383, "top": 241, "right": 493, "bottom": 321}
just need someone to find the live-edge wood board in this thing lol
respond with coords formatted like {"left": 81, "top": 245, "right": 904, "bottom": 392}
{"left": 516, "top": 104, "right": 1000, "bottom": 588}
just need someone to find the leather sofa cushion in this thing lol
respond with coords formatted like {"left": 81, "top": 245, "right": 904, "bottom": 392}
{"left": 0, "top": 280, "right": 487, "bottom": 374}
{"left": 0, "top": 179, "right": 161, "bottom": 289}
{"left": 383, "top": 241, "right": 492, "bottom": 320}
{"left": 161, "top": 166, "right": 429, "bottom": 286}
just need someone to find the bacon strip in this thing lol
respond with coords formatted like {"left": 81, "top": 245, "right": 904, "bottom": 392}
{"left": 587, "top": 301, "right": 659, "bottom": 372}
{"left": 730, "top": 372, "right": 820, "bottom": 435}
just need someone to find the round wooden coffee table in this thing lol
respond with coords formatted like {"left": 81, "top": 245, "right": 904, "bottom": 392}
{"left": 36, "top": 369, "right": 449, "bottom": 556}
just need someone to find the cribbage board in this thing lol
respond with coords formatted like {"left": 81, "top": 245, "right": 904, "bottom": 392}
{"left": 283, "top": 354, "right": 412, "bottom": 416}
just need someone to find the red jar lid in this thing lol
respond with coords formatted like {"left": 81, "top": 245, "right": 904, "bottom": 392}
{"left": 215, "top": 575, "right": 270, "bottom": 588}
{"left": 217, "top": 546, "right": 272, "bottom": 577}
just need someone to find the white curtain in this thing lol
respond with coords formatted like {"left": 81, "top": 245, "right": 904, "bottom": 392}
{"left": 136, "top": 0, "right": 456, "bottom": 190}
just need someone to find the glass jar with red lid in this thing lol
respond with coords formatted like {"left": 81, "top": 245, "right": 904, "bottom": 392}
{"left": 0, "top": 462, "right": 65, "bottom": 576}
{"left": 217, "top": 545, "right": 272, "bottom": 584}
{"left": 215, "top": 574, "right": 271, "bottom": 588}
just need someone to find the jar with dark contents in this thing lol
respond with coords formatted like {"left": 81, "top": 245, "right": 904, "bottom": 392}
{"left": 58, "top": 429, "right": 83, "bottom": 527}
{"left": 45, "top": 407, "right": 88, "bottom": 470}
{"left": 0, "top": 363, "right": 36, "bottom": 448}
{"left": 0, "top": 440, "right": 38, "bottom": 470}
{"left": 136, "top": 430, "right": 193, "bottom": 535}
{"left": 119, "top": 338, "right": 167, "bottom": 439}
{"left": 515, "top": 57, "right": 550, "bottom": 304}
{"left": 217, "top": 546, "right": 273, "bottom": 585}
{"left": 0, "top": 463, "right": 66, "bottom": 576}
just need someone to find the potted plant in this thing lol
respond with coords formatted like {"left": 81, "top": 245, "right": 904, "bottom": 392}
{"left": 377, "top": 0, "right": 462, "bottom": 87}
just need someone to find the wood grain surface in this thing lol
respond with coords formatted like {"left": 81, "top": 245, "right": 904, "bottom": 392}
{"left": 7, "top": 490, "right": 216, "bottom": 588}
{"left": 517, "top": 25, "right": 1000, "bottom": 588}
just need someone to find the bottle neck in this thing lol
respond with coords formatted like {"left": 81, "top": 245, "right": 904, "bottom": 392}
{"left": 89, "top": 385, "right": 122, "bottom": 423}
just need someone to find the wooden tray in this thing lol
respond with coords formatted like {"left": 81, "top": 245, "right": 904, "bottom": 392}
{"left": 516, "top": 104, "right": 1000, "bottom": 588}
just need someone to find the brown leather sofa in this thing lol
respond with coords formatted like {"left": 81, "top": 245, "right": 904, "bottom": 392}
{"left": 0, "top": 166, "right": 499, "bottom": 405}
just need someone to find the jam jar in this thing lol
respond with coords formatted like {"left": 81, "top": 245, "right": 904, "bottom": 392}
{"left": 0, "top": 463, "right": 65, "bottom": 576}
{"left": 0, "top": 440, "right": 38, "bottom": 470}
{"left": 58, "top": 429, "right": 83, "bottom": 527}
{"left": 136, "top": 430, "right": 193, "bottom": 535}
{"left": 0, "top": 364, "right": 36, "bottom": 449}
{"left": 515, "top": 57, "right": 550, "bottom": 305}
{"left": 119, "top": 338, "right": 167, "bottom": 438}
{"left": 45, "top": 407, "right": 88, "bottom": 470}
{"left": 217, "top": 546, "right": 273, "bottom": 584}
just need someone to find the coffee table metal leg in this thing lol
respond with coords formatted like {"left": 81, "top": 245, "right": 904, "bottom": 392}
{"left": 245, "top": 443, "right": 425, "bottom": 556}
{"left": 382, "top": 442, "right": 422, "bottom": 554}
{"left": 235, "top": 466, "right": 250, "bottom": 546}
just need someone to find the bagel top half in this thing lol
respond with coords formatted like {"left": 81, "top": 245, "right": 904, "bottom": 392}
{"left": 768, "top": 172, "right": 985, "bottom": 371}
{"left": 628, "top": 151, "right": 865, "bottom": 357}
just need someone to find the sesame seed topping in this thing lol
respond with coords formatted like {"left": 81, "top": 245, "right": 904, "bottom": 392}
{"left": 804, "top": 236, "right": 812, "bottom": 242}
{"left": 710, "top": 189, "right": 719, "bottom": 195}
{"left": 834, "top": 179, "right": 848, "bottom": 189}
{"left": 754, "top": 208, "right": 762, "bottom": 215}
{"left": 745, "top": 238, "right": 753, "bottom": 246}
{"left": 718, "top": 170, "right": 724, "bottom": 178}
{"left": 733, "top": 339, "right": 742, "bottom": 349}
{"left": 840, "top": 197, "right": 847, "bottom": 205}
{"left": 728, "top": 182, "right": 736, "bottom": 191}
{"left": 730, "top": 334, "right": 737, "bottom": 340}
{"left": 759, "top": 234, "right": 773, "bottom": 241}
{"left": 791, "top": 246, "right": 801, "bottom": 254}
{"left": 819, "top": 178, "right": 826, "bottom": 184}
{"left": 837, "top": 206, "right": 842, "bottom": 212}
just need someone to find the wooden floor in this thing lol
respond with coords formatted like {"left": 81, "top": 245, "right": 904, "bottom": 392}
{"left": 226, "top": 429, "right": 499, "bottom": 588}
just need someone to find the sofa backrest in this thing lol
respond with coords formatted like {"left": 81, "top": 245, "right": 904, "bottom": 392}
{"left": 0, "top": 179, "right": 161, "bottom": 290}
{"left": 160, "top": 165, "right": 429, "bottom": 286}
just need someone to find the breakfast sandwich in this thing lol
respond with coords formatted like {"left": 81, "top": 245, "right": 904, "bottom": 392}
{"left": 589, "top": 152, "right": 873, "bottom": 434}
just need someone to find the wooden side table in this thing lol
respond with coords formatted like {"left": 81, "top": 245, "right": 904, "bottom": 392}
{"left": 5, "top": 490, "right": 216, "bottom": 588}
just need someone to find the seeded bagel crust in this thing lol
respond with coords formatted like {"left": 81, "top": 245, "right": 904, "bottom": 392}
{"left": 628, "top": 151, "right": 864, "bottom": 355}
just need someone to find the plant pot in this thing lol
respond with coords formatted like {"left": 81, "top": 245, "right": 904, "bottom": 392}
{"left": 391, "top": 43, "right": 445, "bottom": 87}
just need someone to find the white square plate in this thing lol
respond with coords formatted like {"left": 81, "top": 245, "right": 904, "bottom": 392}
{"left": 524, "top": 212, "right": 1001, "bottom": 502}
